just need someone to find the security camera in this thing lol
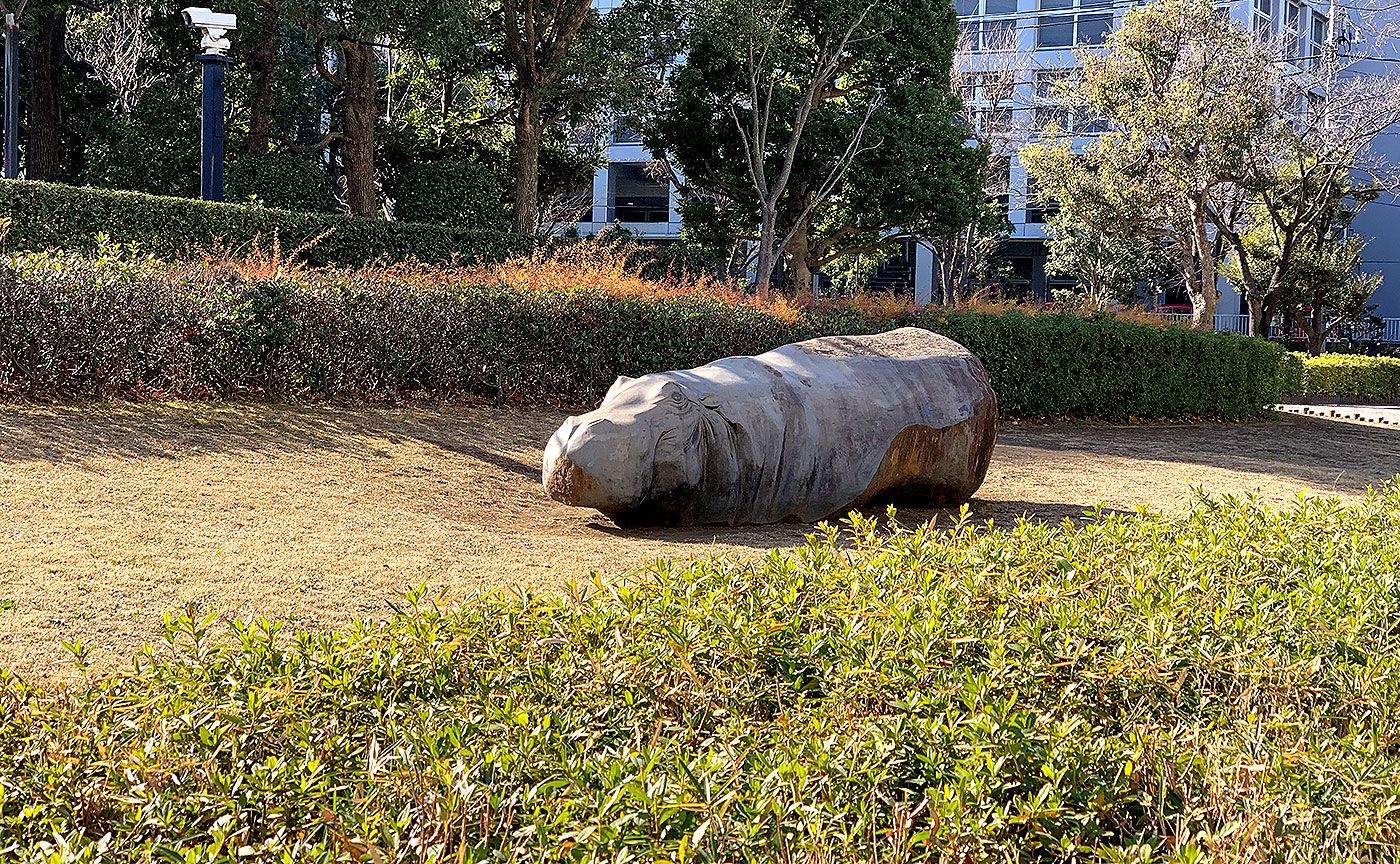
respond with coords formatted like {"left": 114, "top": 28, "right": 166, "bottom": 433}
{"left": 182, "top": 7, "right": 237, "bottom": 29}
{"left": 181, "top": 7, "right": 237, "bottom": 55}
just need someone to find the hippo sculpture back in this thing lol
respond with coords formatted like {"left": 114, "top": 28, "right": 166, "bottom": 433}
{"left": 542, "top": 327, "right": 997, "bottom": 526}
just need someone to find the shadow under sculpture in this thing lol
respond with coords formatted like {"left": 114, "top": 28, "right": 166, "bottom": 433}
{"left": 543, "top": 327, "right": 998, "bottom": 526}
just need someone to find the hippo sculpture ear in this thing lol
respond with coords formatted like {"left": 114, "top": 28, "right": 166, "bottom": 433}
{"left": 606, "top": 375, "right": 638, "bottom": 399}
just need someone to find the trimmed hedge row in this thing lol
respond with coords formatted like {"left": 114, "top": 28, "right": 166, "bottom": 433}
{"left": 0, "top": 257, "right": 1294, "bottom": 419}
{"left": 1296, "top": 353, "right": 1400, "bottom": 402}
{"left": 0, "top": 180, "right": 531, "bottom": 266}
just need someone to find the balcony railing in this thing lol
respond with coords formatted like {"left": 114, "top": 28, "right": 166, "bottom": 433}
{"left": 1150, "top": 313, "right": 1400, "bottom": 344}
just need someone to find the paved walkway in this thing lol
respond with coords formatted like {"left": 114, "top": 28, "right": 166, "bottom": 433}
{"left": 1276, "top": 404, "right": 1400, "bottom": 426}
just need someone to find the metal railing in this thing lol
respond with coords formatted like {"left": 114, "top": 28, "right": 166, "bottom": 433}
{"left": 1148, "top": 313, "right": 1400, "bottom": 343}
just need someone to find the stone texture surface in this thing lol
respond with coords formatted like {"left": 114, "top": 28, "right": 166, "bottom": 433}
{"left": 542, "top": 327, "right": 998, "bottom": 525}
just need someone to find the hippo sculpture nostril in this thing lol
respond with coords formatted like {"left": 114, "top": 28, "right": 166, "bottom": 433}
{"left": 541, "top": 327, "right": 998, "bottom": 526}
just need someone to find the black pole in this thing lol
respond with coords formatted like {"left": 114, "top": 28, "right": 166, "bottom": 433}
{"left": 3, "top": 17, "right": 17, "bottom": 180}
{"left": 198, "top": 53, "right": 226, "bottom": 201}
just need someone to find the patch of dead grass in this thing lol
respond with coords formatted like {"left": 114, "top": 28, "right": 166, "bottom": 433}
{"left": 1, "top": 402, "right": 1397, "bottom": 684}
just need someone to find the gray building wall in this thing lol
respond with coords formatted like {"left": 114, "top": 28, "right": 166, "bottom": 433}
{"left": 1342, "top": 47, "right": 1400, "bottom": 318}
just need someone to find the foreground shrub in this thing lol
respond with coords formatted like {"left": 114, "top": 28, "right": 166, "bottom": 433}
{"left": 0, "top": 180, "right": 531, "bottom": 267}
{"left": 0, "top": 251, "right": 1291, "bottom": 418}
{"left": 4, "top": 491, "right": 1400, "bottom": 861}
{"left": 1297, "top": 353, "right": 1400, "bottom": 402}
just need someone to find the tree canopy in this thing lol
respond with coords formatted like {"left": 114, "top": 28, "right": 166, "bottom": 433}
{"left": 642, "top": 0, "right": 983, "bottom": 294}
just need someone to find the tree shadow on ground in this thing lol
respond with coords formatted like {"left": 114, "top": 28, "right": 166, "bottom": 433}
{"left": 4, "top": 401, "right": 1395, "bottom": 511}
{"left": 0, "top": 401, "right": 561, "bottom": 465}
{"left": 998, "top": 414, "right": 1400, "bottom": 495}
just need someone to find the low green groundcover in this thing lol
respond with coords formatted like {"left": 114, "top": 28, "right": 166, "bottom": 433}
{"left": 4, "top": 490, "right": 1400, "bottom": 861}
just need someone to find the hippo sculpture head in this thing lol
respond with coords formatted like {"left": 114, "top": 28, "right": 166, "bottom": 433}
{"left": 543, "top": 374, "right": 721, "bottom": 520}
{"left": 542, "top": 328, "right": 998, "bottom": 526}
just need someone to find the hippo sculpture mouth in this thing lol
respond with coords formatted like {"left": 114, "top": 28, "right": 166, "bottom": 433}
{"left": 542, "top": 327, "right": 998, "bottom": 526}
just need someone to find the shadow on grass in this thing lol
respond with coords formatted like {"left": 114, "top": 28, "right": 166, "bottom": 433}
{"left": 3, "top": 402, "right": 1396, "bottom": 501}
{"left": 997, "top": 413, "right": 1400, "bottom": 495}
{"left": 0, "top": 401, "right": 566, "bottom": 467}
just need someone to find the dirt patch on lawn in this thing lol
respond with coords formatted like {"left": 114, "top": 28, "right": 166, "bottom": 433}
{"left": 2, "top": 402, "right": 1398, "bottom": 684}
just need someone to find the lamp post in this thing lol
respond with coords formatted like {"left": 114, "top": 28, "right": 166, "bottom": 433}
{"left": 3, "top": 12, "right": 17, "bottom": 180}
{"left": 181, "top": 7, "right": 237, "bottom": 202}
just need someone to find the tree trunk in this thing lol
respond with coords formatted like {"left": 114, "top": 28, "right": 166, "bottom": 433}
{"left": 753, "top": 204, "right": 779, "bottom": 301}
{"left": 782, "top": 217, "right": 815, "bottom": 297}
{"left": 1288, "top": 305, "right": 1324, "bottom": 355}
{"left": 245, "top": 5, "right": 281, "bottom": 156}
{"left": 28, "top": 11, "right": 65, "bottom": 181}
{"left": 340, "top": 39, "right": 377, "bottom": 217}
{"left": 1248, "top": 296, "right": 1276, "bottom": 339}
{"left": 1307, "top": 304, "right": 1326, "bottom": 356}
{"left": 1188, "top": 206, "right": 1218, "bottom": 331}
{"left": 511, "top": 87, "right": 542, "bottom": 235}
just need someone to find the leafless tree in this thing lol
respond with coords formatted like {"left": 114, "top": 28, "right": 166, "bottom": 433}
{"left": 728, "top": 0, "right": 886, "bottom": 300}
{"left": 1214, "top": 24, "right": 1400, "bottom": 336}
{"left": 925, "top": 24, "right": 1033, "bottom": 305}
{"left": 537, "top": 188, "right": 596, "bottom": 236}
{"left": 67, "top": 5, "right": 159, "bottom": 114}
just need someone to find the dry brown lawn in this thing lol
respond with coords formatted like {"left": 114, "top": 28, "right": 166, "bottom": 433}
{"left": 3, "top": 401, "right": 1398, "bottom": 684}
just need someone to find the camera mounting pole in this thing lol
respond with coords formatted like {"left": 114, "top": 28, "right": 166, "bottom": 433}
{"left": 182, "top": 7, "right": 237, "bottom": 201}
{"left": 2, "top": 7, "right": 21, "bottom": 180}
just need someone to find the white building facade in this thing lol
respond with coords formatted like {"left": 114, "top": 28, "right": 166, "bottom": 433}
{"left": 578, "top": 0, "right": 1400, "bottom": 326}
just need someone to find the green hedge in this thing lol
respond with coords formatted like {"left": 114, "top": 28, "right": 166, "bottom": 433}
{"left": 0, "top": 255, "right": 1293, "bottom": 419}
{"left": 6, "top": 491, "right": 1400, "bottom": 860}
{"left": 1296, "top": 353, "right": 1400, "bottom": 402}
{"left": 928, "top": 311, "right": 1289, "bottom": 420}
{"left": 0, "top": 180, "right": 531, "bottom": 266}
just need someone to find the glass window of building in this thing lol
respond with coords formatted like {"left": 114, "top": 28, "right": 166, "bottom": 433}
{"left": 1037, "top": 0, "right": 1074, "bottom": 47}
{"left": 1034, "top": 69, "right": 1076, "bottom": 129}
{"left": 1311, "top": 13, "right": 1328, "bottom": 67}
{"left": 607, "top": 163, "right": 670, "bottom": 223}
{"left": 959, "top": 0, "right": 1020, "bottom": 51}
{"left": 1036, "top": 0, "right": 1111, "bottom": 49}
{"left": 962, "top": 71, "right": 1017, "bottom": 138}
{"left": 1254, "top": 0, "right": 1273, "bottom": 36}
{"left": 1077, "top": 0, "right": 1113, "bottom": 44}
{"left": 1283, "top": 0, "right": 1303, "bottom": 57}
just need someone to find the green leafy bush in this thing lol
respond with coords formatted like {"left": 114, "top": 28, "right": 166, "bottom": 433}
{"left": 1297, "top": 353, "right": 1400, "bottom": 402}
{"left": 394, "top": 159, "right": 507, "bottom": 229}
{"left": 4, "top": 490, "right": 1400, "bottom": 861}
{"left": 928, "top": 310, "right": 1288, "bottom": 420}
{"left": 0, "top": 180, "right": 531, "bottom": 266}
{"left": 225, "top": 153, "right": 337, "bottom": 214}
{"left": 0, "top": 254, "right": 1291, "bottom": 417}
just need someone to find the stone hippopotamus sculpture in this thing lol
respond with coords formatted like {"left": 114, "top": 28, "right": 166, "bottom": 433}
{"left": 542, "top": 327, "right": 997, "bottom": 526}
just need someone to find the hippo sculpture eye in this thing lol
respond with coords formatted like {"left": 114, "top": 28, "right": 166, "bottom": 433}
{"left": 542, "top": 327, "right": 998, "bottom": 526}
